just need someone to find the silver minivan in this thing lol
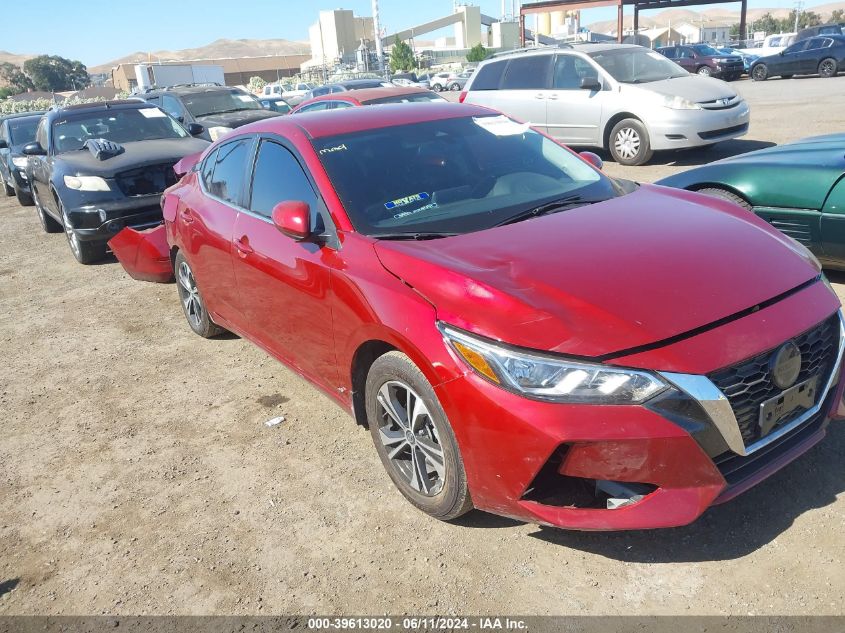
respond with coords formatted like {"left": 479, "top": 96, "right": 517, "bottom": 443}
{"left": 462, "top": 43, "right": 751, "bottom": 165}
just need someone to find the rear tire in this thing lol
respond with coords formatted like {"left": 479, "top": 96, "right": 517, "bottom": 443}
{"left": 752, "top": 64, "right": 768, "bottom": 81}
{"left": 608, "top": 118, "right": 653, "bottom": 166}
{"left": 696, "top": 66, "right": 712, "bottom": 77}
{"left": 819, "top": 58, "right": 837, "bottom": 78}
{"left": 174, "top": 250, "right": 224, "bottom": 338}
{"left": 696, "top": 187, "right": 753, "bottom": 211}
{"left": 366, "top": 351, "right": 473, "bottom": 521}
{"left": 449, "top": 83, "right": 461, "bottom": 91}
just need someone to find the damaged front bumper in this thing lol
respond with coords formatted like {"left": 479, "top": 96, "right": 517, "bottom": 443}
{"left": 108, "top": 223, "right": 172, "bottom": 282}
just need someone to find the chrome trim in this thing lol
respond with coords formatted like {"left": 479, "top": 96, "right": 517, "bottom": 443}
{"left": 661, "top": 311, "right": 845, "bottom": 457}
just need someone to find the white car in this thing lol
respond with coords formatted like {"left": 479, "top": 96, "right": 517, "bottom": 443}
{"left": 263, "top": 82, "right": 315, "bottom": 105}
{"left": 738, "top": 33, "right": 796, "bottom": 58}
{"left": 428, "top": 72, "right": 453, "bottom": 92}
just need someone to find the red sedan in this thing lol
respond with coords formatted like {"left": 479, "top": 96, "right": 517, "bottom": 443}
{"left": 110, "top": 103, "right": 845, "bottom": 530}
{"left": 289, "top": 86, "right": 444, "bottom": 114}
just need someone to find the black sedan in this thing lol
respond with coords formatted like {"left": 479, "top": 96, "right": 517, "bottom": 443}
{"left": 751, "top": 34, "right": 845, "bottom": 80}
{"left": 23, "top": 100, "right": 208, "bottom": 264}
{"left": 0, "top": 111, "right": 45, "bottom": 206}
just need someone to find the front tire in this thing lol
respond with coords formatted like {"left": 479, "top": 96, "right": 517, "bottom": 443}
{"left": 696, "top": 66, "right": 712, "bottom": 77}
{"left": 449, "top": 83, "right": 461, "bottom": 91}
{"left": 366, "top": 351, "right": 472, "bottom": 521}
{"left": 819, "top": 58, "right": 837, "bottom": 78}
{"left": 2, "top": 174, "right": 13, "bottom": 197}
{"left": 608, "top": 118, "right": 653, "bottom": 166}
{"left": 59, "top": 197, "right": 106, "bottom": 264}
{"left": 752, "top": 64, "right": 768, "bottom": 81}
{"left": 33, "top": 187, "right": 62, "bottom": 233}
{"left": 15, "top": 186, "right": 33, "bottom": 207}
{"left": 696, "top": 187, "right": 753, "bottom": 211}
{"left": 174, "top": 251, "right": 224, "bottom": 338}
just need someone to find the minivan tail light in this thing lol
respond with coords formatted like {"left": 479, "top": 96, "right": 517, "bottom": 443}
{"left": 459, "top": 91, "right": 467, "bottom": 103}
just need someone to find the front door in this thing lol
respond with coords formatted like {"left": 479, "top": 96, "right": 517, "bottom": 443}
{"left": 543, "top": 54, "right": 604, "bottom": 145}
{"left": 231, "top": 138, "right": 338, "bottom": 388}
{"left": 777, "top": 41, "right": 810, "bottom": 74}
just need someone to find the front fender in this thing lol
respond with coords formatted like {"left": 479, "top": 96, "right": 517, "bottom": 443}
{"left": 108, "top": 224, "right": 173, "bottom": 283}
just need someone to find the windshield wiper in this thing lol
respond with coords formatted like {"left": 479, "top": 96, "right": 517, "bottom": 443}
{"left": 493, "top": 196, "right": 606, "bottom": 227}
{"left": 370, "top": 231, "right": 458, "bottom": 240}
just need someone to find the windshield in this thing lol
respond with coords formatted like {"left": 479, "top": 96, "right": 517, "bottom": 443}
{"left": 590, "top": 47, "right": 687, "bottom": 83}
{"left": 181, "top": 90, "right": 263, "bottom": 117}
{"left": 8, "top": 118, "right": 40, "bottom": 146}
{"left": 691, "top": 44, "right": 722, "bottom": 56}
{"left": 314, "top": 115, "right": 621, "bottom": 236}
{"left": 52, "top": 108, "right": 188, "bottom": 154}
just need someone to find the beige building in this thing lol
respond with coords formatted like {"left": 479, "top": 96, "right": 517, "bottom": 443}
{"left": 109, "top": 54, "right": 310, "bottom": 92}
{"left": 306, "top": 9, "right": 375, "bottom": 70}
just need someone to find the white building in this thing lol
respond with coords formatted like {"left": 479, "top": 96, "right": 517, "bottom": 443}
{"left": 305, "top": 9, "right": 375, "bottom": 70}
{"left": 675, "top": 22, "right": 732, "bottom": 44}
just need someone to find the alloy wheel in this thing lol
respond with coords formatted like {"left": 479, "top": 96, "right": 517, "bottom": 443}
{"left": 62, "top": 207, "right": 81, "bottom": 259}
{"left": 819, "top": 59, "right": 835, "bottom": 78}
{"left": 375, "top": 380, "right": 446, "bottom": 496}
{"left": 752, "top": 65, "right": 767, "bottom": 80}
{"left": 614, "top": 128, "right": 641, "bottom": 161}
{"left": 176, "top": 260, "right": 203, "bottom": 330}
{"left": 697, "top": 66, "right": 712, "bottom": 76}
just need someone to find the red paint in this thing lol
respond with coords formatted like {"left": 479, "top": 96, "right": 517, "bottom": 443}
{"left": 118, "top": 103, "right": 841, "bottom": 530}
{"left": 289, "top": 86, "right": 437, "bottom": 114}
{"left": 271, "top": 201, "right": 311, "bottom": 240}
{"left": 108, "top": 225, "right": 172, "bottom": 283}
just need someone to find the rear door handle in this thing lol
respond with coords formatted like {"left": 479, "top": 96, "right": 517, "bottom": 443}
{"left": 235, "top": 235, "right": 254, "bottom": 256}
{"left": 180, "top": 208, "right": 194, "bottom": 224}
{"left": 534, "top": 93, "right": 545, "bottom": 99}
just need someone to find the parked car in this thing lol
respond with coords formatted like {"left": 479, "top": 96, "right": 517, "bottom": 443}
{"left": 259, "top": 98, "right": 292, "bottom": 114}
{"left": 140, "top": 84, "right": 281, "bottom": 141}
{"left": 0, "top": 111, "right": 45, "bottom": 206}
{"left": 23, "top": 100, "right": 208, "bottom": 264}
{"left": 716, "top": 46, "right": 758, "bottom": 74}
{"left": 263, "top": 81, "right": 315, "bottom": 105}
{"left": 796, "top": 23, "right": 844, "bottom": 41}
{"left": 428, "top": 72, "right": 454, "bottom": 91}
{"left": 738, "top": 32, "right": 797, "bottom": 57}
{"left": 445, "top": 70, "right": 474, "bottom": 91}
{"left": 392, "top": 72, "right": 430, "bottom": 89}
{"left": 290, "top": 86, "right": 445, "bottom": 113}
{"left": 751, "top": 35, "right": 845, "bottom": 80}
{"left": 111, "top": 103, "right": 843, "bottom": 530}
{"left": 303, "top": 78, "right": 393, "bottom": 101}
{"left": 657, "top": 133, "right": 845, "bottom": 270}
{"left": 656, "top": 44, "right": 744, "bottom": 79}
{"left": 461, "top": 44, "right": 750, "bottom": 165}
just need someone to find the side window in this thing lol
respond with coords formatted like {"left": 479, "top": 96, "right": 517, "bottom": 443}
{"left": 145, "top": 96, "right": 160, "bottom": 106}
{"left": 679, "top": 48, "right": 693, "bottom": 59}
{"left": 161, "top": 95, "right": 184, "bottom": 120}
{"left": 661, "top": 47, "right": 676, "bottom": 58}
{"left": 501, "top": 55, "right": 552, "bottom": 90}
{"left": 249, "top": 140, "right": 318, "bottom": 220}
{"left": 332, "top": 101, "right": 353, "bottom": 109}
{"left": 552, "top": 55, "right": 596, "bottom": 89}
{"left": 299, "top": 102, "right": 330, "bottom": 112}
{"left": 0, "top": 123, "right": 6, "bottom": 143}
{"left": 205, "top": 138, "right": 252, "bottom": 206}
{"left": 200, "top": 147, "right": 219, "bottom": 191}
{"left": 470, "top": 60, "right": 506, "bottom": 90}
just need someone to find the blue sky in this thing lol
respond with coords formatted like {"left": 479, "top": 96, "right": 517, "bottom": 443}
{"left": 2, "top": 0, "right": 831, "bottom": 66}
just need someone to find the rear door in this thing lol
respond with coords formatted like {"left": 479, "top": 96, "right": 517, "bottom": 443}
{"left": 676, "top": 47, "right": 697, "bottom": 72}
{"left": 799, "top": 38, "right": 833, "bottom": 74}
{"left": 469, "top": 55, "right": 552, "bottom": 129}
{"left": 543, "top": 53, "right": 604, "bottom": 145}
{"left": 181, "top": 138, "right": 252, "bottom": 325}
{"left": 230, "top": 137, "right": 338, "bottom": 386}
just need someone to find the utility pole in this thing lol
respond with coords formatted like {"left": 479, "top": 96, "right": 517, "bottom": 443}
{"left": 793, "top": 1, "right": 803, "bottom": 33}
{"left": 372, "top": 0, "right": 384, "bottom": 74}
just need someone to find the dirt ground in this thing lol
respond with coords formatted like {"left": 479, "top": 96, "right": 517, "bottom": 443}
{"left": 1, "top": 76, "right": 844, "bottom": 616}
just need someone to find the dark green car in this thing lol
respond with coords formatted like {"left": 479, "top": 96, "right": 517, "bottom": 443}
{"left": 657, "top": 133, "right": 845, "bottom": 270}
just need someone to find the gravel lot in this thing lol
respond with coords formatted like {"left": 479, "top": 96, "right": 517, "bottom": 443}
{"left": 1, "top": 76, "right": 844, "bottom": 616}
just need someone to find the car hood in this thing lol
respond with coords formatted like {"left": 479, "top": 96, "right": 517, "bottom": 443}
{"left": 628, "top": 75, "right": 737, "bottom": 102}
{"left": 373, "top": 185, "right": 820, "bottom": 359}
{"left": 194, "top": 109, "right": 280, "bottom": 128}
{"left": 56, "top": 138, "right": 209, "bottom": 176}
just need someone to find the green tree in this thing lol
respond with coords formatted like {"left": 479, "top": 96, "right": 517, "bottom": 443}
{"left": 23, "top": 55, "right": 89, "bottom": 91}
{"left": 789, "top": 9, "right": 823, "bottom": 29}
{"left": 0, "top": 62, "right": 34, "bottom": 94}
{"left": 389, "top": 40, "right": 415, "bottom": 73}
{"left": 831, "top": 9, "right": 844, "bottom": 22}
{"left": 247, "top": 75, "right": 267, "bottom": 92}
{"left": 466, "top": 43, "right": 489, "bottom": 63}
{"left": 754, "top": 13, "right": 783, "bottom": 35}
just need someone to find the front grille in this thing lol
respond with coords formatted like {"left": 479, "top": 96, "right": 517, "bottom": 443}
{"left": 116, "top": 162, "right": 178, "bottom": 197}
{"left": 709, "top": 314, "right": 840, "bottom": 446}
{"left": 698, "top": 95, "right": 741, "bottom": 110}
{"left": 698, "top": 123, "right": 748, "bottom": 139}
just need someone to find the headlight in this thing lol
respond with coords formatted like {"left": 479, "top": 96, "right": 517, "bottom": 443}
{"left": 439, "top": 324, "right": 668, "bottom": 404}
{"left": 63, "top": 175, "right": 110, "bottom": 191}
{"left": 208, "top": 126, "right": 233, "bottom": 141}
{"left": 12, "top": 157, "right": 28, "bottom": 169}
{"left": 663, "top": 95, "right": 700, "bottom": 110}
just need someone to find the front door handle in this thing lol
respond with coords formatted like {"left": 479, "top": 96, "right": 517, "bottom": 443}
{"left": 235, "top": 235, "right": 254, "bottom": 257}
{"left": 534, "top": 93, "right": 545, "bottom": 99}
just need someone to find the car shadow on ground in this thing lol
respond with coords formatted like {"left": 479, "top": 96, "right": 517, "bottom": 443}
{"left": 596, "top": 139, "right": 776, "bottom": 170}
{"left": 521, "top": 423, "right": 844, "bottom": 562}
{"left": 0, "top": 578, "right": 19, "bottom": 598}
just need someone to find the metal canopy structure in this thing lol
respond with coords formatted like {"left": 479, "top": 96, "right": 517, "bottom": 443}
{"left": 519, "top": 0, "right": 748, "bottom": 45}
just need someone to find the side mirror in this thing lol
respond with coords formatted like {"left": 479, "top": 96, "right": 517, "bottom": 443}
{"left": 271, "top": 201, "right": 311, "bottom": 240}
{"left": 580, "top": 76, "right": 602, "bottom": 91}
{"left": 22, "top": 142, "right": 45, "bottom": 156}
{"left": 779, "top": 50, "right": 785, "bottom": 55}
{"left": 175, "top": 115, "right": 185, "bottom": 123}
{"left": 580, "top": 151, "right": 603, "bottom": 170}
{"left": 186, "top": 123, "right": 205, "bottom": 137}
{"left": 0, "top": 139, "right": 7, "bottom": 150}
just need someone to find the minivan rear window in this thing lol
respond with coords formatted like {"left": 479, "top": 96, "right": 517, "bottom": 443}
{"left": 471, "top": 61, "right": 507, "bottom": 90}
{"left": 501, "top": 55, "right": 552, "bottom": 90}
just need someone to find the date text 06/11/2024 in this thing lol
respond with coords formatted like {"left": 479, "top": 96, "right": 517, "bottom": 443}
{"left": 306, "top": 617, "right": 528, "bottom": 630}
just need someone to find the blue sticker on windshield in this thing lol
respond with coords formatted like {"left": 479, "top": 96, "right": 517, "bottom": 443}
{"left": 385, "top": 192, "right": 430, "bottom": 210}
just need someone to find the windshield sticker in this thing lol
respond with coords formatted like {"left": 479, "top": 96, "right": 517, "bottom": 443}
{"left": 385, "top": 192, "right": 430, "bottom": 210}
{"left": 394, "top": 202, "right": 438, "bottom": 219}
{"left": 139, "top": 108, "right": 167, "bottom": 118}
{"left": 646, "top": 51, "right": 665, "bottom": 60}
{"left": 473, "top": 115, "right": 530, "bottom": 137}
{"left": 237, "top": 95, "right": 253, "bottom": 102}
{"left": 319, "top": 143, "right": 347, "bottom": 156}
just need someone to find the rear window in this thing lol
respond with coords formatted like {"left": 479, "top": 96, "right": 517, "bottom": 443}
{"left": 470, "top": 60, "right": 507, "bottom": 90}
{"left": 501, "top": 55, "right": 552, "bottom": 90}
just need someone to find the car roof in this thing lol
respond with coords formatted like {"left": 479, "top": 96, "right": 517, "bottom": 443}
{"left": 489, "top": 43, "right": 640, "bottom": 60}
{"left": 47, "top": 99, "right": 150, "bottom": 118}
{"left": 241, "top": 102, "right": 495, "bottom": 139}
{"left": 145, "top": 84, "right": 240, "bottom": 96}
{"left": 0, "top": 111, "right": 47, "bottom": 122}
{"left": 306, "top": 86, "right": 435, "bottom": 105}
